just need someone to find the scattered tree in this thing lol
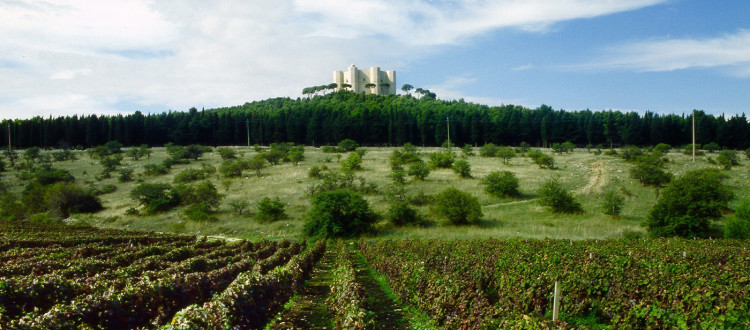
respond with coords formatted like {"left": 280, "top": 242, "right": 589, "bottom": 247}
{"left": 303, "top": 189, "right": 378, "bottom": 238}
{"left": 256, "top": 196, "right": 287, "bottom": 222}
{"left": 480, "top": 171, "right": 520, "bottom": 198}
{"left": 452, "top": 159, "right": 472, "bottom": 178}
{"left": 432, "top": 187, "right": 482, "bottom": 225}
{"left": 725, "top": 199, "right": 750, "bottom": 239}
{"left": 496, "top": 147, "right": 515, "bottom": 164}
{"left": 407, "top": 160, "right": 430, "bottom": 180}
{"left": 601, "top": 190, "right": 624, "bottom": 216}
{"left": 537, "top": 178, "right": 582, "bottom": 213}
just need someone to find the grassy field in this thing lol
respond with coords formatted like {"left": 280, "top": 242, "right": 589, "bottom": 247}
{"left": 5, "top": 146, "right": 749, "bottom": 241}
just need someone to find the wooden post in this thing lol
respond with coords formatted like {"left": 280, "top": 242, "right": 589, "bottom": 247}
{"left": 553, "top": 281, "right": 561, "bottom": 321}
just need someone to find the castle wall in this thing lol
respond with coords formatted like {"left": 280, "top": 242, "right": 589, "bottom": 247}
{"left": 333, "top": 65, "right": 396, "bottom": 95}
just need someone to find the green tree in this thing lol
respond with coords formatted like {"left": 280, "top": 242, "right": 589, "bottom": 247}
{"left": 601, "top": 190, "right": 624, "bottom": 216}
{"left": 256, "top": 196, "right": 287, "bottom": 222}
{"left": 337, "top": 139, "right": 359, "bottom": 152}
{"left": 427, "top": 150, "right": 454, "bottom": 169}
{"left": 407, "top": 160, "right": 430, "bottom": 180}
{"left": 44, "top": 182, "right": 103, "bottom": 218}
{"left": 451, "top": 159, "right": 472, "bottom": 178}
{"left": 644, "top": 168, "right": 733, "bottom": 238}
{"left": 303, "top": 189, "right": 378, "bottom": 238}
{"left": 130, "top": 183, "right": 176, "bottom": 214}
{"left": 262, "top": 149, "right": 284, "bottom": 165}
{"left": 537, "top": 178, "right": 582, "bottom": 213}
{"left": 716, "top": 150, "right": 739, "bottom": 170}
{"left": 432, "top": 187, "right": 482, "bottom": 225}
{"left": 216, "top": 147, "right": 237, "bottom": 160}
{"left": 479, "top": 143, "right": 498, "bottom": 157}
{"left": 248, "top": 155, "right": 266, "bottom": 177}
{"left": 340, "top": 152, "right": 362, "bottom": 172}
{"left": 480, "top": 171, "right": 520, "bottom": 198}
{"left": 703, "top": 142, "right": 720, "bottom": 153}
{"left": 24, "top": 147, "right": 41, "bottom": 163}
{"left": 629, "top": 163, "right": 672, "bottom": 187}
{"left": 387, "top": 201, "right": 423, "bottom": 226}
{"left": 496, "top": 147, "right": 515, "bottom": 164}
{"left": 725, "top": 199, "right": 750, "bottom": 239}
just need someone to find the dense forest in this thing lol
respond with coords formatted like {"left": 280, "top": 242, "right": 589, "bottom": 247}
{"left": 2, "top": 91, "right": 749, "bottom": 149}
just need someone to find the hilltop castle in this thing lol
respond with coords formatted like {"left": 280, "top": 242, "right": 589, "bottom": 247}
{"left": 333, "top": 65, "right": 396, "bottom": 95}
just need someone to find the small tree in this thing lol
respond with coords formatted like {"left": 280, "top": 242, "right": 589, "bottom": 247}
{"left": 496, "top": 147, "right": 515, "bottom": 165}
{"left": 24, "top": 147, "right": 41, "bottom": 163}
{"left": 519, "top": 142, "right": 531, "bottom": 153}
{"left": 228, "top": 199, "right": 250, "bottom": 216}
{"left": 303, "top": 189, "right": 378, "bottom": 238}
{"left": 118, "top": 168, "right": 134, "bottom": 182}
{"left": 4, "top": 149, "right": 18, "bottom": 167}
{"left": 629, "top": 163, "right": 672, "bottom": 188}
{"left": 262, "top": 150, "right": 284, "bottom": 166}
{"left": 216, "top": 147, "right": 237, "bottom": 160}
{"left": 130, "top": 183, "right": 176, "bottom": 214}
{"left": 407, "top": 160, "right": 430, "bottom": 180}
{"left": 653, "top": 143, "right": 671, "bottom": 155}
{"left": 479, "top": 143, "right": 498, "bottom": 157}
{"left": 534, "top": 153, "right": 555, "bottom": 169}
{"left": 256, "top": 197, "right": 287, "bottom": 222}
{"left": 645, "top": 168, "right": 733, "bottom": 238}
{"left": 725, "top": 199, "right": 750, "bottom": 239}
{"left": 340, "top": 153, "right": 362, "bottom": 172}
{"left": 716, "top": 150, "right": 739, "bottom": 170}
{"left": 601, "top": 190, "right": 624, "bottom": 216}
{"left": 480, "top": 171, "right": 520, "bottom": 198}
{"left": 537, "top": 178, "right": 582, "bottom": 213}
{"left": 387, "top": 201, "right": 423, "bottom": 226}
{"left": 248, "top": 155, "right": 266, "bottom": 177}
{"left": 427, "top": 150, "right": 454, "bottom": 169}
{"left": 461, "top": 144, "right": 474, "bottom": 156}
{"left": 337, "top": 139, "right": 359, "bottom": 152}
{"left": 703, "top": 142, "right": 720, "bottom": 153}
{"left": 432, "top": 187, "right": 482, "bottom": 225}
{"left": 452, "top": 159, "right": 472, "bottom": 178}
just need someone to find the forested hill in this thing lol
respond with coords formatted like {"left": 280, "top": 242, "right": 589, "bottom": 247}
{"left": 3, "top": 91, "right": 749, "bottom": 149}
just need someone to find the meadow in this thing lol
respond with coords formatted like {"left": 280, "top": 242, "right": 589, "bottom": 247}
{"left": 4, "top": 144, "right": 748, "bottom": 241}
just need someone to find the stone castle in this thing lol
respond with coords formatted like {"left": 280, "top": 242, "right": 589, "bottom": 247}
{"left": 333, "top": 64, "right": 396, "bottom": 95}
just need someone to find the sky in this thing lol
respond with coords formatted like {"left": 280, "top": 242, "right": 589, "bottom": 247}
{"left": 1, "top": 0, "right": 749, "bottom": 120}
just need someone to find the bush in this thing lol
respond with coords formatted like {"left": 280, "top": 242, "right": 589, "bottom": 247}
{"left": 173, "top": 181, "right": 223, "bottom": 212}
{"left": 537, "top": 178, "right": 582, "bottom": 213}
{"left": 143, "top": 163, "right": 170, "bottom": 176}
{"left": 27, "top": 166, "right": 75, "bottom": 186}
{"left": 480, "top": 171, "right": 519, "bottom": 198}
{"left": 220, "top": 159, "right": 251, "bottom": 178}
{"left": 338, "top": 139, "right": 359, "bottom": 152}
{"left": 256, "top": 197, "right": 287, "bottom": 222}
{"left": 653, "top": 143, "right": 672, "bottom": 155}
{"left": 118, "top": 168, "right": 134, "bottom": 182}
{"left": 496, "top": 147, "right": 515, "bottom": 164}
{"left": 645, "top": 168, "right": 733, "bottom": 238}
{"left": 427, "top": 150, "right": 454, "bottom": 169}
{"left": 308, "top": 166, "right": 323, "bottom": 178}
{"left": 407, "top": 160, "right": 430, "bottom": 180}
{"left": 703, "top": 142, "right": 720, "bottom": 153}
{"left": 174, "top": 168, "right": 206, "bottom": 183}
{"left": 321, "top": 145, "right": 338, "bottom": 153}
{"left": 461, "top": 144, "right": 474, "bottom": 156}
{"left": 432, "top": 187, "right": 482, "bottom": 225}
{"left": 216, "top": 147, "right": 237, "bottom": 160}
{"left": 745, "top": 147, "right": 750, "bottom": 160}
{"left": 601, "top": 190, "right": 624, "bottom": 216}
{"left": 533, "top": 153, "right": 555, "bottom": 169}
{"left": 725, "top": 200, "right": 750, "bottom": 239}
{"left": 387, "top": 201, "right": 424, "bottom": 226}
{"left": 340, "top": 153, "right": 362, "bottom": 172}
{"left": 716, "top": 150, "right": 739, "bottom": 170}
{"left": 130, "top": 183, "right": 176, "bottom": 214}
{"left": 44, "top": 182, "right": 103, "bottom": 218}
{"left": 390, "top": 169, "right": 406, "bottom": 185}
{"left": 451, "top": 159, "right": 472, "bottom": 178}
{"left": 629, "top": 163, "right": 672, "bottom": 187}
{"left": 479, "top": 143, "right": 498, "bottom": 157}
{"left": 303, "top": 189, "right": 378, "bottom": 238}
{"left": 621, "top": 146, "right": 643, "bottom": 161}
{"left": 228, "top": 199, "right": 250, "bottom": 216}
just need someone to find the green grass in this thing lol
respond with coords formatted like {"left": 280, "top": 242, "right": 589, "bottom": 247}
{"left": 4, "top": 146, "right": 749, "bottom": 240}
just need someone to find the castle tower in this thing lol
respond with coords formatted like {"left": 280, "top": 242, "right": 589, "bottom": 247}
{"left": 332, "top": 65, "right": 396, "bottom": 95}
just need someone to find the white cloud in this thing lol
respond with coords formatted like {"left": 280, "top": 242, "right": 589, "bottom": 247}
{"left": 0, "top": 0, "right": 667, "bottom": 119}
{"left": 511, "top": 64, "right": 534, "bottom": 71}
{"left": 425, "top": 75, "right": 526, "bottom": 107}
{"left": 571, "top": 30, "right": 750, "bottom": 75}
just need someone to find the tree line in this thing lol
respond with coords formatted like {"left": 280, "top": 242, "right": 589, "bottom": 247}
{"left": 2, "top": 91, "right": 749, "bottom": 149}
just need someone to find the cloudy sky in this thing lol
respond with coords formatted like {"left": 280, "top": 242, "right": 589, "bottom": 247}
{"left": 2, "top": 0, "right": 749, "bottom": 119}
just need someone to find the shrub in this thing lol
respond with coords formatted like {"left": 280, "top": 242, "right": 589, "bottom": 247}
{"left": 228, "top": 199, "right": 251, "bottom": 216}
{"left": 183, "top": 204, "right": 217, "bottom": 222}
{"left": 629, "top": 163, "right": 672, "bottom": 187}
{"left": 537, "top": 178, "right": 582, "bottom": 213}
{"left": 262, "top": 149, "right": 284, "bottom": 165}
{"left": 461, "top": 144, "right": 474, "bottom": 156}
{"left": 118, "top": 168, "right": 134, "bottom": 182}
{"left": 340, "top": 153, "right": 362, "bottom": 172}
{"left": 308, "top": 165, "right": 323, "bottom": 178}
{"left": 390, "top": 169, "right": 406, "bottom": 185}
{"left": 519, "top": 142, "right": 531, "bottom": 153}
{"left": 432, "top": 187, "right": 482, "bottom": 225}
{"left": 256, "top": 197, "right": 287, "bottom": 222}
{"left": 621, "top": 146, "right": 643, "bottom": 161}
{"left": 130, "top": 183, "right": 176, "bottom": 214}
{"left": 387, "top": 201, "right": 424, "bottom": 226}
{"left": 303, "top": 189, "right": 378, "bottom": 238}
{"left": 703, "top": 142, "right": 720, "bottom": 153}
{"left": 23, "top": 147, "right": 41, "bottom": 163}
{"left": 174, "top": 168, "right": 206, "bottom": 183}
{"left": 496, "top": 147, "right": 515, "bottom": 164}
{"left": 337, "top": 139, "right": 359, "bottom": 152}
{"left": 716, "top": 150, "right": 739, "bottom": 170}
{"left": 173, "top": 181, "right": 223, "bottom": 212}
{"left": 248, "top": 155, "right": 266, "bottom": 177}
{"left": 745, "top": 147, "right": 750, "bottom": 160}
{"left": 321, "top": 145, "right": 338, "bottom": 153}
{"left": 427, "top": 150, "right": 454, "bottom": 169}
{"left": 645, "top": 168, "right": 733, "bottom": 238}
{"left": 220, "top": 159, "right": 251, "bottom": 178}
{"left": 216, "top": 147, "right": 237, "bottom": 160}
{"left": 479, "top": 143, "right": 498, "bottom": 157}
{"left": 451, "top": 159, "right": 472, "bottom": 178}
{"left": 44, "top": 182, "right": 103, "bottom": 218}
{"left": 601, "top": 190, "right": 624, "bottom": 216}
{"left": 534, "top": 153, "right": 555, "bottom": 169}
{"left": 407, "top": 160, "right": 430, "bottom": 180}
{"left": 104, "top": 140, "right": 123, "bottom": 154}
{"left": 143, "top": 164, "right": 170, "bottom": 176}
{"left": 480, "top": 171, "right": 520, "bottom": 198}
{"left": 27, "top": 167, "right": 75, "bottom": 186}
{"left": 653, "top": 143, "right": 671, "bottom": 155}
{"left": 725, "top": 200, "right": 750, "bottom": 239}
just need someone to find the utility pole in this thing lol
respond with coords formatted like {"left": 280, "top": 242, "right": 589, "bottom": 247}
{"left": 446, "top": 117, "right": 450, "bottom": 150}
{"left": 692, "top": 110, "right": 696, "bottom": 162}
{"left": 7, "top": 122, "right": 10, "bottom": 152}
{"left": 245, "top": 119, "right": 250, "bottom": 147}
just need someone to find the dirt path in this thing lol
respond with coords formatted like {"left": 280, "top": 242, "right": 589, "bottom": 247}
{"left": 575, "top": 160, "right": 607, "bottom": 194}
{"left": 349, "top": 245, "right": 411, "bottom": 329}
{"left": 268, "top": 248, "right": 336, "bottom": 329}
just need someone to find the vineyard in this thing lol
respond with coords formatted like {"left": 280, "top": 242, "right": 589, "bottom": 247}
{"left": 359, "top": 239, "right": 750, "bottom": 328}
{"left": 2, "top": 221, "right": 749, "bottom": 329}
{"left": 0, "top": 222, "right": 325, "bottom": 329}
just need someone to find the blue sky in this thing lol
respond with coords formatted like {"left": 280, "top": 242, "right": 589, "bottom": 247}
{"left": 1, "top": 0, "right": 749, "bottom": 119}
